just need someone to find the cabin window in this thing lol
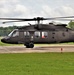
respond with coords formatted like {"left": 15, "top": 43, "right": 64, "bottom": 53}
{"left": 24, "top": 32, "right": 30, "bottom": 37}
{"left": 12, "top": 31, "right": 19, "bottom": 37}
{"left": 34, "top": 31, "right": 40, "bottom": 38}
{"left": 42, "top": 31, "right": 48, "bottom": 38}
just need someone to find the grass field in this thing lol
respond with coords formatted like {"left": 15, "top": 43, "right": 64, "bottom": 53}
{"left": 0, "top": 53, "right": 74, "bottom": 75}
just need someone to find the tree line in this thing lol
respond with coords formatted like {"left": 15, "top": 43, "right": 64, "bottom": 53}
{"left": 68, "top": 20, "right": 74, "bottom": 29}
{"left": 0, "top": 26, "right": 18, "bottom": 36}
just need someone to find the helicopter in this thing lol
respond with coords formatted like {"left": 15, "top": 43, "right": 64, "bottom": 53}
{"left": 0, "top": 16, "right": 74, "bottom": 48}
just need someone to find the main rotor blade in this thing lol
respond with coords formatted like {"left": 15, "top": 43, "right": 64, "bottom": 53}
{"left": 0, "top": 16, "right": 74, "bottom": 22}
{"left": 44, "top": 18, "right": 74, "bottom": 21}
{"left": 2, "top": 20, "right": 25, "bottom": 24}
{"left": 44, "top": 16, "right": 74, "bottom": 20}
{"left": 2, "top": 19, "right": 74, "bottom": 24}
{"left": 0, "top": 18, "right": 35, "bottom": 21}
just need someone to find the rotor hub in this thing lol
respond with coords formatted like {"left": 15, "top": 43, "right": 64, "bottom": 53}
{"left": 34, "top": 17, "right": 43, "bottom": 24}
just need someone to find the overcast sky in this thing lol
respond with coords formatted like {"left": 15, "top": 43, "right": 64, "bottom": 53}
{"left": 0, "top": 0, "right": 74, "bottom": 27}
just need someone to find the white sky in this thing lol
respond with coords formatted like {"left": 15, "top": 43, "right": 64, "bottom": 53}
{"left": 0, "top": 0, "right": 74, "bottom": 27}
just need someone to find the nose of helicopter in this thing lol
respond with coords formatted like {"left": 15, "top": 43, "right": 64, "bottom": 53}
{"left": 1, "top": 37, "right": 10, "bottom": 43}
{"left": 1, "top": 38, "right": 7, "bottom": 43}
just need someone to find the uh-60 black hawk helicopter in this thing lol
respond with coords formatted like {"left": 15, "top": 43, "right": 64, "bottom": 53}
{"left": 0, "top": 16, "right": 74, "bottom": 48}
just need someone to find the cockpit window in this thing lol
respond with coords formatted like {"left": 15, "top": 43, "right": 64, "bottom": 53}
{"left": 8, "top": 29, "right": 19, "bottom": 37}
{"left": 12, "top": 31, "right": 19, "bottom": 37}
{"left": 8, "top": 30, "right": 14, "bottom": 37}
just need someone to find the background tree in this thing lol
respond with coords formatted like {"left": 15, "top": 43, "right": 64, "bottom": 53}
{"left": 68, "top": 20, "right": 74, "bottom": 29}
{"left": 0, "top": 26, "right": 18, "bottom": 36}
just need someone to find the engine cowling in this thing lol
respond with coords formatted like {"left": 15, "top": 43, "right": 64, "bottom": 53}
{"left": 34, "top": 24, "right": 42, "bottom": 29}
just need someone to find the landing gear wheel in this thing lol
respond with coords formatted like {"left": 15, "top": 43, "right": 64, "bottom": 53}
{"left": 25, "top": 43, "right": 30, "bottom": 48}
{"left": 26, "top": 44, "right": 30, "bottom": 48}
{"left": 25, "top": 42, "right": 34, "bottom": 48}
{"left": 29, "top": 42, "right": 34, "bottom": 48}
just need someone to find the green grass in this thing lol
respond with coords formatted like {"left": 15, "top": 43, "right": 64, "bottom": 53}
{"left": 0, "top": 53, "right": 74, "bottom": 75}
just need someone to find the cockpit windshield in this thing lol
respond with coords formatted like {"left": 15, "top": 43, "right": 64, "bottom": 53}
{"left": 8, "top": 29, "right": 19, "bottom": 37}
